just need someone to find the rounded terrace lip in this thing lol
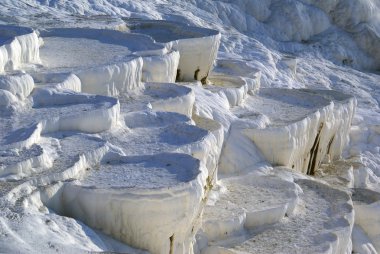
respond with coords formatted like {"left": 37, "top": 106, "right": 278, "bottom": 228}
{"left": 125, "top": 19, "right": 221, "bottom": 83}
{"left": 0, "top": 25, "right": 40, "bottom": 72}
{"left": 0, "top": 22, "right": 223, "bottom": 254}
{"left": 220, "top": 88, "right": 356, "bottom": 176}
{"left": 45, "top": 152, "right": 206, "bottom": 253}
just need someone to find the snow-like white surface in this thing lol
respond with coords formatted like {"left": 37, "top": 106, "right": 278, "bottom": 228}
{"left": 352, "top": 225, "right": 378, "bottom": 254}
{"left": 41, "top": 152, "right": 207, "bottom": 254}
{"left": 127, "top": 20, "right": 221, "bottom": 82}
{"left": 355, "top": 200, "right": 380, "bottom": 252}
{"left": 201, "top": 178, "right": 354, "bottom": 254}
{"left": 0, "top": 25, "right": 40, "bottom": 72}
{"left": 141, "top": 50, "right": 179, "bottom": 83}
{"left": 237, "top": 89, "right": 356, "bottom": 174}
{"left": 0, "top": 73, "right": 34, "bottom": 99}
{"left": 82, "top": 153, "right": 200, "bottom": 189}
{"left": 219, "top": 88, "right": 356, "bottom": 175}
{"left": 0, "top": 0, "right": 379, "bottom": 254}
{"left": 201, "top": 174, "right": 299, "bottom": 243}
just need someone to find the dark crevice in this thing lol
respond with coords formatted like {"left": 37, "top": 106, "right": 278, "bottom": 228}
{"left": 201, "top": 70, "right": 209, "bottom": 85}
{"left": 326, "top": 135, "right": 335, "bottom": 155}
{"left": 308, "top": 139, "right": 320, "bottom": 176}
{"left": 201, "top": 76, "right": 207, "bottom": 85}
{"left": 194, "top": 68, "right": 200, "bottom": 80}
{"left": 307, "top": 123, "right": 324, "bottom": 175}
{"left": 175, "top": 69, "right": 181, "bottom": 82}
{"left": 169, "top": 234, "right": 174, "bottom": 254}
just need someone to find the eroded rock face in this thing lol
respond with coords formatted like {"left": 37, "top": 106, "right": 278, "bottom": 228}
{"left": 219, "top": 88, "right": 356, "bottom": 176}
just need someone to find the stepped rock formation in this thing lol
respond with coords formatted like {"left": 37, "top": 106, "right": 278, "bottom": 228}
{"left": 0, "top": 1, "right": 379, "bottom": 253}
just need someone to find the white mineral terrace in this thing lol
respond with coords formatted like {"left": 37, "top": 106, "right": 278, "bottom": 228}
{"left": 36, "top": 28, "right": 177, "bottom": 95}
{"left": 0, "top": 17, "right": 376, "bottom": 254}
{"left": 201, "top": 176, "right": 354, "bottom": 254}
{"left": 42, "top": 152, "right": 206, "bottom": 254}
{"left": 219, "top": 88, "right": 356, "bottom": 176}
{"left": 127, "top": 20, "right": 221, "bottom": 83}
{"left": 0, "top": 25, "right": 40, "bottom": 72}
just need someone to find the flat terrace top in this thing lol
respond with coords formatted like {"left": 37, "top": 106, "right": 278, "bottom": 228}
{"left": 204, "top": 174, "right": 297, "bottom": 221}
{"left": 39, "top": 37, "right": 131, "bottom": 70}
{"left": 37, "top": 27, "right": 166, "bottom": 72}
{"left": 102, "top": 111, "right": 208, "bottom": 156}
{"left": 126, "top": 20, "right": 219, "bottom": 43}
{"left": 228, "top": 179, "right": 352, "bottom": 254}
{"left": 81, "top": 153, "right": 200, "bottom": 189}
{"left": 118, "top": 82, "right": 193, "bottom": 113}
{"left": 0, "top": 92, "right": 115, "bottom": 146}
{"left": 234, "top": 88, "right": 339, "bottom": 127}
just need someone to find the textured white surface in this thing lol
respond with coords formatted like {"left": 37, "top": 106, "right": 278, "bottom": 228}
{"left": 0, "top": 1, "right": 379, "bottom": 254}
{"left": 128, "top": 20, "right": 221, "bottom": 82}
{"left": 0, "top": 25, "right": 40, "bottom": 72}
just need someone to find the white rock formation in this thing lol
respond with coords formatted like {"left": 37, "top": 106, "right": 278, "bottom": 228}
{"left": 42, "top": 153, "right": 208, "bottom": 254}
{"left": 0, "top": 1, "right": 378, "bottom": 253}
{"left": 220, "top": 88, "right": 356, "bottom": 175}
{"left": 0, "top": 25, "right": 40, "bottom": 72}
{"left": 127, "top": 20, "right": 221, "bottom": 83}
{"left": 355, "top": 200, "right": 380, "bottom": 252}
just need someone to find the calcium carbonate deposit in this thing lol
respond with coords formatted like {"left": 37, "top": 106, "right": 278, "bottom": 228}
{"left": 0, "top": 1, "right": 379, "bottom": 253}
